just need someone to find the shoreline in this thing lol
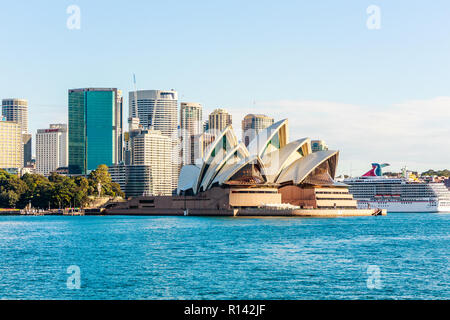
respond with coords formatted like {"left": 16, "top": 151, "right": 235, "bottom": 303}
{"left": 1, "top": 208, "right": 387, "bottom": 217}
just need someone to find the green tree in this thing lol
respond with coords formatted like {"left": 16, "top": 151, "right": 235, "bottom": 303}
{"left": 19, "top": 173, "right": 53, "bottom": 209}
{"left": 0, "top": 169, "right": 27, "bottom": 208}
{"left": 88, "top": 164, "right": 122, "bottom": 197}
{"left": 73, "top": 176, "right": 90, "bottom": 207}
{"left": 51, "top": 175, "right": 77, "bottom": 208}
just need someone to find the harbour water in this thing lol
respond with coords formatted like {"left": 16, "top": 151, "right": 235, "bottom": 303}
{"left": 0, "top": 213, "right": 448, "bottom": 300}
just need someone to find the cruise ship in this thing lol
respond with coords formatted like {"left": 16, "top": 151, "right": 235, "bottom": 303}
{"left": 344, "top": 164, "right": 450, "bottom": 213}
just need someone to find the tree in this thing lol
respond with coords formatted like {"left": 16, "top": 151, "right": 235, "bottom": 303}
{"left": 421, "top": 169, "right": 450, "bottom": 177}
{"left": 19, "top": 173, "right": 53, "bottom": 209}
{"left": 73, "top": 176, "right": 90, "bottom": 208}
{"left": 88, "top": 164, "right": 122, "bottom": 197}
{"left": 0, "top": 169, "right": 27, "bottom": 208}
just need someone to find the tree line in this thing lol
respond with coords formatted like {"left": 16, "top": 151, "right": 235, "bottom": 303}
{"left": 0, "top": 164, "right": 124, "bottom": 209}
{"left": 421, "top": 169, "right": 450, "bottom": 177}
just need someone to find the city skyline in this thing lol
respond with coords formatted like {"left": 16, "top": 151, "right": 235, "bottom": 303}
{"left": 1, "top": 1, "right": 450, "bottom": 174}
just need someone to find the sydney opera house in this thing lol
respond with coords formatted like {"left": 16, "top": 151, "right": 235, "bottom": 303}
{"left": 107, "top": 119, "right": 385, "bottom": 216}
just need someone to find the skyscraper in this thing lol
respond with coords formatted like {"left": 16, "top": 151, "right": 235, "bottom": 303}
{"left": 22, "top": 134, "right": 32, "bottom": 166}
{"left": 131, "top": 129, "right": 173, "bottom": 195}
{"left": 36, "top": 124, "right": 68, "bottom": 176}
{"left": 242, "top": 114, "right": 274, "bottom": 147}
{"left": 0, "top": 118, "right": 23, "bottom": 169}
{"left": 68, "top": 88, "right": 123, "bottom": 175}
{"left": 129, "top": 89, "right": 179, "bottom": 191}
{"left": 2, "top": 99, "right": 28, "bottom": 133}
{"left": 208, "top": 108, "right": 232, "bottom": 133}
{"left": 129, "top": 90, "right": 178, "bottom": 136}
{"left": 180, "top": 102, "right": 202, "bottom": 165}
{"left": 2, "top": 98, "right": 31, "bottom": 166}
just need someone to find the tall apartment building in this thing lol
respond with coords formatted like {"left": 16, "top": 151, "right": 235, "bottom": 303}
{"left": 36, "top": 124, "right": 68, "bottom": 176}
{"left": 208, "top": 108, "right": 232, "bottom": 133}
{"left": 129, "top": 89, "right": 179, "bottom": 189}
{"left": 242, "top": 114, "right": 274, "bottom": 147}
{"left": 0, "top": 119, "right": 23, "bottom": 169}
{"left": 2, "top": 99, "right": 28, "bottom": 133}
{"left": 131, "top": 129, "right": 173, "bottom": 195}
{"left": 180, "top": 102, "right": 202, "bottom": 165}
{"left": 2, "top": 98, "right": 31, "bottom": 166}
{"left": 129, "top": 90, "right": 178, "bottom": 136}
{"left": 109, "top": 164, "right": 155, "bottom": 198}
{"left": 68, "top": 88, "right": 123, "bottom": 175}
{"left": 22, "top": 134, "right": 32, "bottom": 166}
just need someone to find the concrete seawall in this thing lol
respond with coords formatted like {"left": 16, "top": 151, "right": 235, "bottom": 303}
{"left": 105, "top": 208, "right": 386, "bottom": 217}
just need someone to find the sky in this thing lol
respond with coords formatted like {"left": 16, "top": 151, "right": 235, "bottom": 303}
{"left": 1, "top": 0, "right": 450, "bottom": 175}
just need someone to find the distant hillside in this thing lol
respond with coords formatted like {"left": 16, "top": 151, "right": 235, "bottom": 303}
{"left": 421, "top": 169, "right": 450, "bottom": 177}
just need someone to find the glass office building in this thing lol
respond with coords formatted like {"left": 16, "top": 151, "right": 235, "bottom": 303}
{"left": 68, "top": 88, "right": 123, "bottom": 175}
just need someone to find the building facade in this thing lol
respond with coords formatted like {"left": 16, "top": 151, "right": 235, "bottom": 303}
{"left": 22, "top": 133, "right": 32, "bottom": 166}
{"left": 109, "top": 164, "right": 158, "bottom": 198}
{"left": 180, "top": 102, "right": 202, "bottom": 165}
{"left": 68, "top": 88, "right": 123, "bottom": 175}
{"left": 311, "top": 140, "right": 329, "bottom": 152}
{"left": 36, "top": 124, "right": 68, "bottom": 176}
{"left": 0, "top": 119, "right": 23, "bottom": 169}
{"left": 129, "top": 89, "right": 179, "bottom": 189}
{"left": 129, "top": 90, "right": 178, "bottom": 136}
{"left": 131, "top": 129, "right": 173, "bottom": 195}
{"left": 241, "top": 114, "right": 274, "bottom": 147}
{"left": 208, "top": 108, "right": 232, "bottom": 133}
{"left": 2, "top": 99, "right": 28, "bottom": 133}
{"left": 2, "top": 98, "right": 31, "bottom": 167}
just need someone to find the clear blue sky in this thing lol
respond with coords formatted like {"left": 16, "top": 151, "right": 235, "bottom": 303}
{"left": 1, "top": 0, "right": 450, "bottom": 174}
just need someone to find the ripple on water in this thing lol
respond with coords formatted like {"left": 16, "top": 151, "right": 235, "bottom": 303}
{"left": 0, "top": 213, "right": 448, "bottom": 299}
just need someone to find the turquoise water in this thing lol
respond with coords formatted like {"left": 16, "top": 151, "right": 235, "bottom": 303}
{"left": 0, "top": 213, "right": 448, "bottom": 300}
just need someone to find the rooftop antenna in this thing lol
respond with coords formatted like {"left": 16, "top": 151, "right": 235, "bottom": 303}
{"left": 149, "top": 89, "right": 159, "bottom": 130}
{"left": 132, "top": 73, "right": 139, "bottom": 120}
{"left": 128, "top": 73, "right": 140, "bottom": 130}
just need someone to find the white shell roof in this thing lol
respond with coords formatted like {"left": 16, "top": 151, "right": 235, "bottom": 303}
{"left": 211, "top": 155, "right": 266, "bottom": 187}
{"left": 204, "top": 142, "right": 250, "bottom": 190}
{"left": 177, "top": 118, "right": 340, "bottom": 193}
{"left": 177, "top": 165, "right": 201, "bottom": 194}
{"left": 247, "top": 119, "right": 288, "bottom": 157}
{"left": 194, "top": 126, "right": 238, "bottom": 193}
{"left": 262, "top": 138, "right": 311, "bottom": 183}
{"left": 276, "top": 150, "right": 339, "bottom": 185}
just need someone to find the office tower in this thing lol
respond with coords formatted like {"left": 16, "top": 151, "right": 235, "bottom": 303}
{"left": 2, "top": 99, "right": 28, "bottom": 133}
{"left": 129, "top": 89, "right": 179, "bottom": 190}
{"left": 131, "top": 129, "right": 173, "bottom": 195}
{"left": 208, "top": 108, "right": 232, "bottom": 133}
{"left": 115, "top": 90, "right": 124, "bottom": 164}
{"left": 2, "top": 98, "right": 31, "bottom": 167}
{"left": 109, "top": 164, "right": 157, "bottom": 198}
{"left": 22, "top": 133, "right": 32, "bottom": 166}
{"left": 242, "top": 114, "right": 274, "bottom": 147}
{"left": 68, "top": 88, "right": 123, "bottom": 175}
{"left": 311, "top": 140, "right": 329, "bottom": 152}
{"left": 0, "top": 118, "right": 23, "bottom": 168}
{"left": 128, "top": 90, "right": 178, "bottom": 136}
{"left": 36, "top": 124, "right": 68, "bottom": 176}
{"left": 180, "top": 102, "right": 202, "bottom": 165}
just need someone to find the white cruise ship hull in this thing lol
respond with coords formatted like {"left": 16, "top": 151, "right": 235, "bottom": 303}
{"left": 357, "top": 200, "right": 450, "bottom": 213}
